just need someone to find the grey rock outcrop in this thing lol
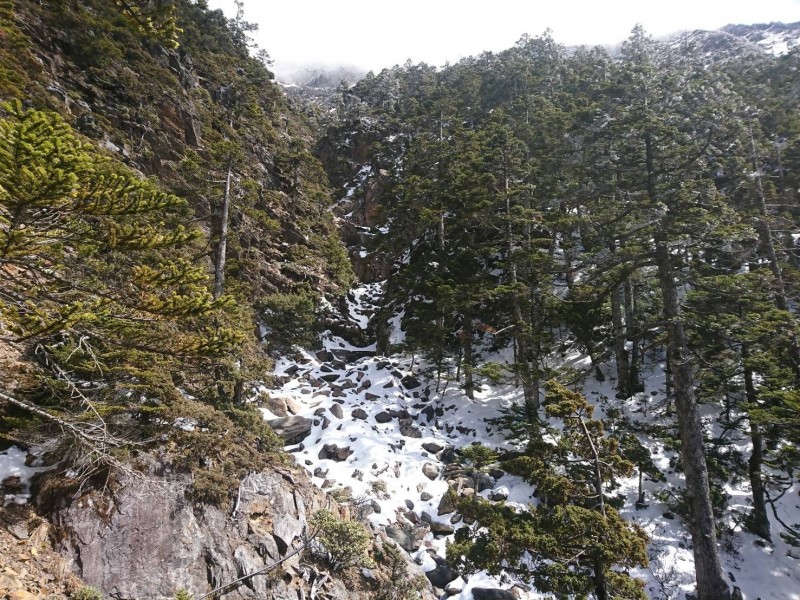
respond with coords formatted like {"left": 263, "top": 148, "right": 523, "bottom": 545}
{"left": 52, "top": 469, "right": 330, "bottom": 600}
{"left": 471, "top": 588, "right": 517, "bottom": 600}
{"left": 267, "top": 416, "right": 312, "bottom": 444}
{"left": 50, "top": 464, "right": 438, "bottom": 600}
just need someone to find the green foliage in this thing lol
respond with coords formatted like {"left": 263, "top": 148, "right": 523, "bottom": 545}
{"left": 453, "top": 382, "right": 647, "bottom": 597}
{"left": 72, "top": 587, "right": 102, "bottom": 600}
{"left": 174, "top": 589, "right": 193, "bottom": 600}
{"left": 309, "top": 509, "right": 373, "bottom": 573}
{"left": 115, "top": 0, "right": 182, "bottom": 48}
{"left": 458, "top": 444, "right": 498, "bottom": 472}
{"left": 257, "top": 290, "right": 320, "bottom": 350}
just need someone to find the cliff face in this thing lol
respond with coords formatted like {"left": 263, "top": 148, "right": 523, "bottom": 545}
{"left": 52, "top": 467, "right": 331, "bottom": 600}
{"left": 6, "top": 0, "right": 352, "bottom": 298}
{"left": 31, "top": 458, "right": 435, "bottom": 600}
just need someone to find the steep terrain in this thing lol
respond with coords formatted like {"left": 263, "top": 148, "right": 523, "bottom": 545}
{"left": 2, "top": 5, "right": 800, "bottom": 600}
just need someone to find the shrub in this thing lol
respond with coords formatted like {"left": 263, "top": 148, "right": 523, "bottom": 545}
{"left": 72, "top": 587, "right": 102, "bottom": 600}
{"left": 309, "top": 509, "right": 373, "bottom": 572}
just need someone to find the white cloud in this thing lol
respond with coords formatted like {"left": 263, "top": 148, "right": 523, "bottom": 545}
{"left": 207, "top": 0, "right": 800, "bottom": 76}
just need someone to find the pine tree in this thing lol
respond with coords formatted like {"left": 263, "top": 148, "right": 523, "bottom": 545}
{"left": 450, "top": 381, "right": 648, "bottom": 600}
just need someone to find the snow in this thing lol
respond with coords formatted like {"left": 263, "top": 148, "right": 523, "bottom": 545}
{"left": 0, "top": 446, "right": 49, "bottom": 506}
{"left": 260, "top": 281, "right": 800, "bottom": 600}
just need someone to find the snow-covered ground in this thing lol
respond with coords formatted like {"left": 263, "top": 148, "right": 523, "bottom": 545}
{"left": 261, "top": 281, "right": 800, "bottom": 600}
{"left": 0, "top": 446, "right": 49, "bottom": 506}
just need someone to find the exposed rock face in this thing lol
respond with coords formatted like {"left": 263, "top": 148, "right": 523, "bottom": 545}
{"left": 52, "top": 468, "right": 331, "bottom": 599}
{"left": 49, "top": 465, "right": 437, "bottom": 600}
{"left": 267, "top": 415, "right": 313, "bottom": 444}
{"left": 471, "top": 588, "right": 517, "bottom": 600}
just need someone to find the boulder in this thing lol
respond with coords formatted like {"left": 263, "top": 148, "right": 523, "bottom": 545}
{"left": 489, "top": 485, "right": 508, "bottom": 502}
{"left": 264, "top": 396, "right": 288, "bottom": 417}
{"left": 318, "top": 444, "right": 353, "bottom": 461}
{"left": 422, "top": 442, "right": 443, "bottom": 454}
{"left": 375, "top": 411, "right": 392, "bottom": 423}
{"left": 400, "top": 424, "right": 422, "bottom": 438}
{"left": 429, "top": 521, "right": 455, "bottom": 535}
{"left": 401, "top": 375, "right": 422, "bottom": 389}
{"left": 267, "top": 416, "right": 312, "bottom": 445}
{"left": 476, "top": 473, "right": 494, "bottom": 493}
{"left": 352, "top": 408, "right": 368, "bottom": 420}
{"left": 384, "top": 525, "right": 419, "bottom": 552}
{"left": 437, "top": 493, "right": 456, "bottom": 516}
{"left": 471, "top": 588, "right": 516, "bottom": 600}
{"left": 422, "top": 463, "right": 440, "bottom": 481}
{"left": 425, "top": 558, "right": 459, "bottom": 588}
{"left": 329, "top": 404, "right": 344, "bottom": 419}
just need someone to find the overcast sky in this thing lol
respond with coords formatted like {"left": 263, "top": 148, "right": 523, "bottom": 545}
{"left": 207, "top": 0, "right": 800, "bottom": 79}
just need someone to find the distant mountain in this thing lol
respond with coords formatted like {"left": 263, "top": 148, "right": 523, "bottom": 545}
{"left": 721, "top": 21, "right": 800, "bottom": 55}
{"left": 667, "top": 21, "right": 800, "bottom": 63}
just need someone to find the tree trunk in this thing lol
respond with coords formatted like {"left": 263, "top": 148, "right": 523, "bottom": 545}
{"left": 463, "top": 315, "right": 475, "bottom": 400}
{"left": 750, "top": 125, "right": 800, "bottom": 376}
{"left": 742, "top": 344, "right": 771, "bottom": 541}
{"left": 213, "top": 160, "right": 233, "bottom": 300}
{"left": 655, "top": 241, "right": 730, "bottom": 600}
{"left": 612, "top": 283, "right": 630, "bottom": 398}
{"left": 625, "top": 277, "right": 643, "bottom": 394}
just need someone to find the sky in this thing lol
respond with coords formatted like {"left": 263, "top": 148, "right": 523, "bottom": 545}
{"left": 207, "top": 0, "right": 800, "bottom": 80}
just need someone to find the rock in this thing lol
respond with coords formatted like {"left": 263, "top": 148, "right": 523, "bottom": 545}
{"left": 421, "top": 405, "right": 435, "bottom": 422}
{"left": 425, "top": 559, "right": 459, "bottom": 588}
{"left": 316, "top": 350, "right": 334, "bottom": 362}
{"left": 385, "top": 526, "right": 418, "bottom": 552}
{"left": 7, "top": 522, "right": 28, "bottom": 540}
{"left": 285, "top": 396, "right": 303, "bottom": 416}
{"left": 472, "top": 588, "right": 516, "bottom": 600}
{"left": 284, "top": 364, "right": 300, "bottom": 376}
{"left": 10, "top": 591, "right": 39, "bottom": 600}
{"left": 446, "top": 578, "right": 466, "bottom": 594}
{"left": 476, "top": 473, "right": 494, "bottom": 492}
{"left": 318, "top": 444, "right": 353, "bottom": 461}
{"left": 429, "top": 521, "right": 455, "bottom": 535}
{"left": 420, "top": 511, "right": 432, "bottom": 523}
{"left": 440, "top": 446, "right": 456, "bottom": 464}
{"left": 375, "top": 411, "right": 392, "bottom": 423}
{"left": 264, "top": 395, "right": 289, "bottom": 417}
{"left": 321, "top": 373, "right": 340, "bottom": 383}
{"left": 52, "top": 469, "right": 330, "bottom": 600}
{"left": 489, "top": 468, "right": 505, "bottom": 480}
{"left": 663, "top": 511, "right": 675, "bottom": 520}
{"left": 422, "top": 463, "right": 440, "bottom": 481}
{"left": 400, "top": 424, "right": 422, "bottom": 438}
{"left": 352, "top": 408, "right": 368, "bottom": 420}
{"left": 437, "top": 494, "right": 456, "bottom": 516}
{"left": 365, "top": 392, "right": 381, "bottom": 400}
{"left": 401, "top": 375, "right": 422, "bottom": 389}
{"left": 405, "top": 499, "right": 415, "bottom": 510}
{"left": 489, "top": 486, "right": 509, "bottom": 502}
{"left": 420, "top": 492, "right": 433, "bottom": 502}
{"left": 267, "top": 416, "right": 312, "bottom": 444}
{"left": 329, "top": 404, "right": 344, "bottom": 419}
{"left": 422, "top": 442, "right": 443, "bottom": 454}
{"left": 313, "top": 467, "right": 328, "bottom": 478}
{"left": 450, "top": 514, "right": 463, "bottom": 524}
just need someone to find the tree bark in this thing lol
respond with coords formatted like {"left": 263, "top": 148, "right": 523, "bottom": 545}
{"left": 742, "top": 344, "right": 771, "bottom": 541}
{"left": 655, "top": 241, "right": 731, "bottom": 600}
{"left": 611, "top": 283, "right": 630, "bottom": 398}
{"left": 213, "top": 159, "right": 233, "bottom": 300}
{"left": 625, "top": 277, "right": 643, "bottom": 394}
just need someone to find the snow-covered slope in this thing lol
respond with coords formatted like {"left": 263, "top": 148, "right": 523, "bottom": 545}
{"left": 261, "top": 282, "right": 800, "bottom": 600}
